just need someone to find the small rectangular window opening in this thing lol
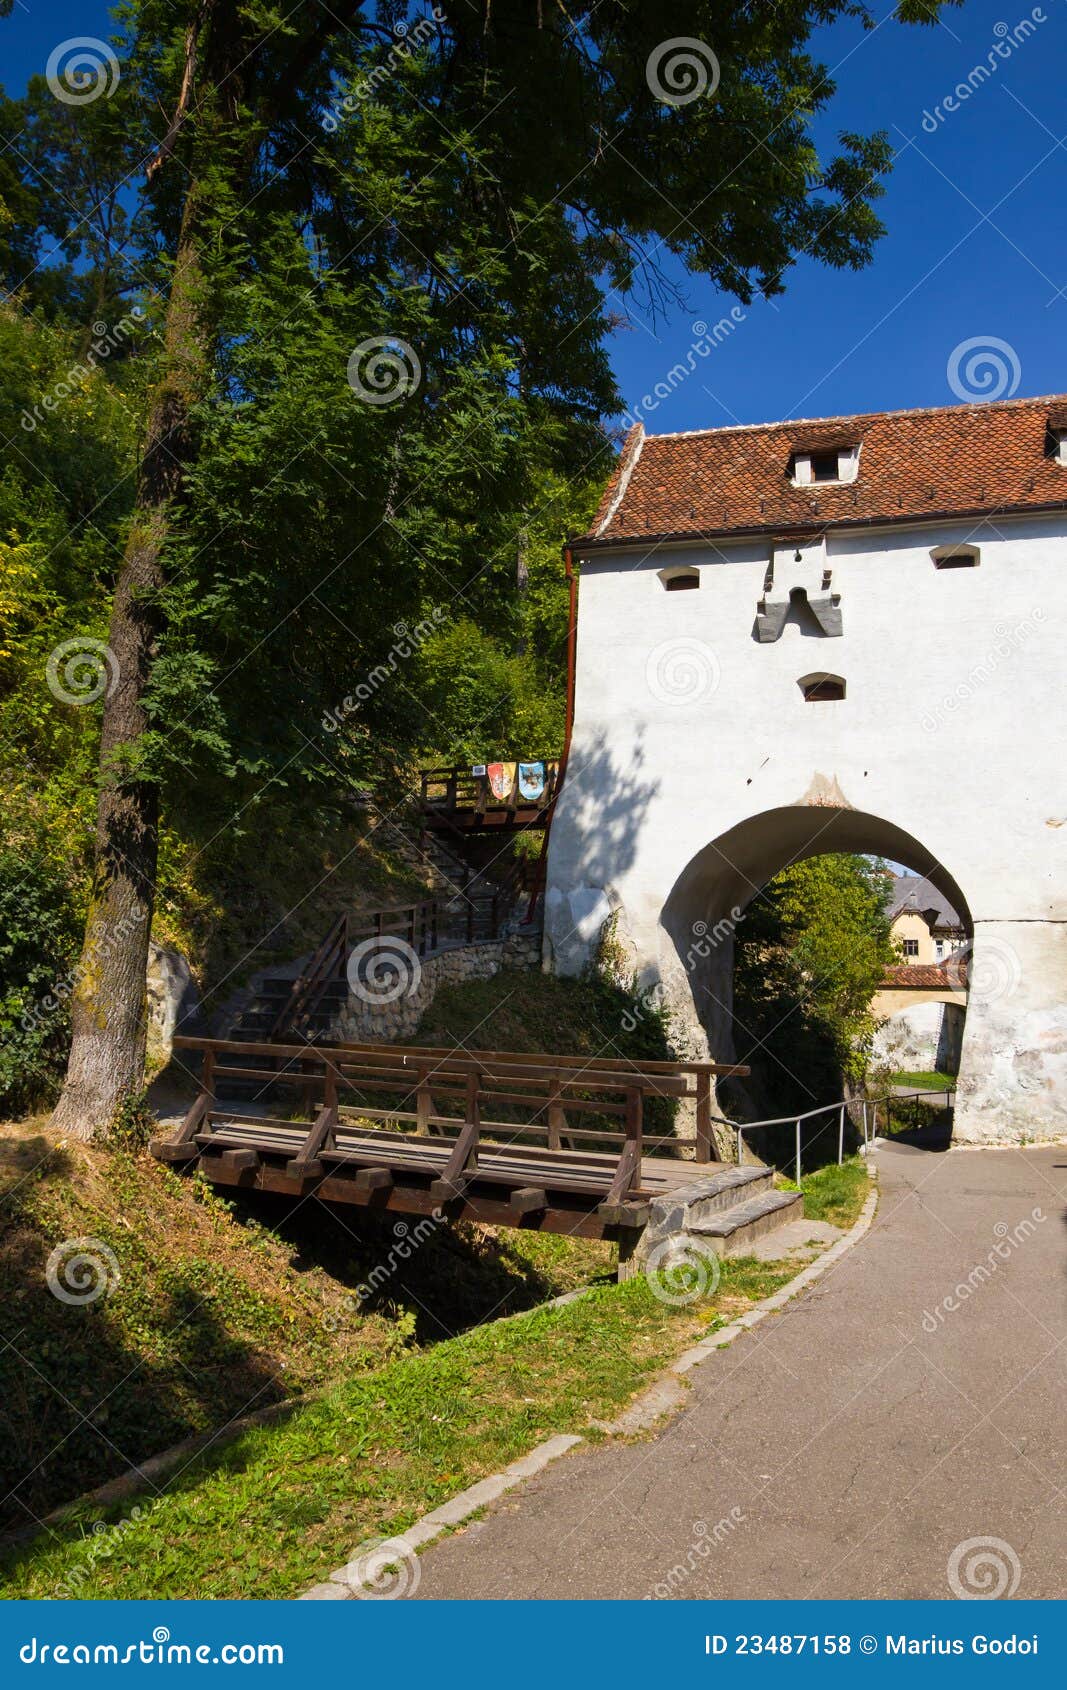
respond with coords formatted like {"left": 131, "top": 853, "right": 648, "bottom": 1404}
{"left": 934, "top": 552, "right": 978, "bottom": 569}
{"left": 802, "top": 677, "right": 845, "bottom": 702}
{"left": 810, "top": 452, "right": 841, "bottom": 483}
{"left": 903, "top": 939, "right": 920, "bottom": 958}
{"left": 665, "top": 573, "right": 699, "bottom": 591}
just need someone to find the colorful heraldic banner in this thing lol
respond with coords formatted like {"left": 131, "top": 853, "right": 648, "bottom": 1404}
{"left": 518, "top": 761, "right": 545, "bottom": 800}
{"left": 487, "top": 761, "right": 516, "bottom": 800}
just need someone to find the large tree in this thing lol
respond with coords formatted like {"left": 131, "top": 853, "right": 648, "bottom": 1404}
{"left": 15, "top": 0, "right": 945, "bottom": 1137}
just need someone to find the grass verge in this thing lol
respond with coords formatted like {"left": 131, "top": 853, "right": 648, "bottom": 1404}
{"left": 0, "top": 1123, "right": 611, "bottom": 1532}
{"left": 2, "top": 1159, "right": 870, "bottom": 1601}
{"left": 800, "top": 1156, "right": 871, "bottom": 1229}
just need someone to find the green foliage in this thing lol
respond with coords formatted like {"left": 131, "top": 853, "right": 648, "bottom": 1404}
{"left": 0, "top": 0, "right": 950, "bottom": 1094}
{"left": 2, "top": 1253, "right": 796, "bottom": 1599}
{"left": 104, "top": 1088, "right": 156, "bottom": 1151}
{"left": 733, "top": 855, "right": 895, "bottom": 1113}
{"left": 0, "top": 843, "right": 80, "bottom": 1114}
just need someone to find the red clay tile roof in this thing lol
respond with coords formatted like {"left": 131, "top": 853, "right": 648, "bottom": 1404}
{"left": 880, "top": 959, "right": 968, "bottom": 991}
{"left": 579, "top": 394, "right": 1067, "bottom": 548}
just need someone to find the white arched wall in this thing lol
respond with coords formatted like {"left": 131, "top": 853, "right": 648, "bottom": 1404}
{"left": 659, "top": 806, "right": 972, "bottom": 1100}
{"left": 545, "top": 514, "right": 1067, "bottom": 1145}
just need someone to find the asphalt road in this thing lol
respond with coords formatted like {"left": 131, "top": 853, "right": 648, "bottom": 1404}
{"left": 414, "top": 1134, "right": 1067, "bottom": 1600}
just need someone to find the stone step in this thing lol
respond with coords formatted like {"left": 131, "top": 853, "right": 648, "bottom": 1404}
{"left": 675, "top": 1163, "right": 775, "bottom": 1217}
{"left": 689, "top": 1188, "right": 803, "bottom": 1256}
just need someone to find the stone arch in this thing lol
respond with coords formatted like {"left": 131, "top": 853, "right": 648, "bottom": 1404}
{"left": 657, "top": 805, "right": 973, "bottom": 1109}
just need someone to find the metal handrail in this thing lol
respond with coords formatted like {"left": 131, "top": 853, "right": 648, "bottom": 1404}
{"left": 715, "top": 1085, "right": 956, "bottom": 1185}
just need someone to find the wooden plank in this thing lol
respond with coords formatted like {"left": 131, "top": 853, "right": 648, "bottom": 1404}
{"left": 287, "top": 1103, "right": 338, "bottom": 1178}
{"left": 215, "top": 1147, "right": 260, "bottom": 1173}
{"left": 173, "top": 1034, "right": 749, "bottom": 1079}
{"left": 509, "top": 1187, "right": 548, "bottom": 1215}
{"left": 174, "top": 1091, "right": 209, "bottom": 1143}
{"left": 695, "top": 1069, "right": 714, "bottom": 1163}
{"left": 149, "top": 1138, "right": 201, "bottom": 1163}
{"left": 604, "top": 1088, "right": 643, "bottom": 1205}
{"left": 432, "top": 1072, "right": 480, "bottom": 1198}
{"left": 194, "top": 1160, "right": 616, "bottom": 1238}
{"left": 597, "top": 1201, "right": 650, "bottom": 1229}
{"left": 353, "top": 1167, "right": 394, "bottom": 1195}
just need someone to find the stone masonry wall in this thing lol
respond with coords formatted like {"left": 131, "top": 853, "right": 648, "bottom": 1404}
{"left": 328, "top": 928, "right": 542, "bottom": 1044}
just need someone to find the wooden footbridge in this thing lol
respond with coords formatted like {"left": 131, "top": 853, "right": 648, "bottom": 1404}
{"left": 151, "top": 1036, "right": 748, "bottom": 1240}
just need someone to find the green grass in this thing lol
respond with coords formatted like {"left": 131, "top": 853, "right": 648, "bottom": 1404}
{"left": 1, "top": 1114, "right": 871, "bottom": 1601}
{"left": 1, "top": 1256, "right": 796, "bottom": 1600}
{"left": 888, "top": 1070, "right": 956, "bottom": 1092}
{"left": 0, "top": 1124, "right": 612, "bottom": 1531}
{"left": 799, "top": 1156, "right": 871, "bottom": 1229}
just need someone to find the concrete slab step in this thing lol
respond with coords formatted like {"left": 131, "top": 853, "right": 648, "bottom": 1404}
{"left": 690, "top": 1188, "right": 803, "bottom": 1256}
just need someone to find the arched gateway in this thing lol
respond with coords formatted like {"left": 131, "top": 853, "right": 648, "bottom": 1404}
{"left": 545, "top": 395, "right": 1067, "bottom": 1144}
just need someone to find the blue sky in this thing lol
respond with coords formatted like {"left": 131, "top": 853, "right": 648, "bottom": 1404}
{"left": 5, "top": 0, "right": 1066, "bottom": 430}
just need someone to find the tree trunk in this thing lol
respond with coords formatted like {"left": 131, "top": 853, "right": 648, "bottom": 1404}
{"left": 51, "top": 30, "right": 219, "bottom": 1141}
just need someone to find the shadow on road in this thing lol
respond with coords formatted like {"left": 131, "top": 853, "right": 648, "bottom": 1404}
{"left": 881, "top": 1115, "right": 954, "bottom": 1153}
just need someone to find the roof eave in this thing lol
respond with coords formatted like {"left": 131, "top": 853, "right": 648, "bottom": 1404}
{"left": 569, "top": 496, "right": 1067, "bottom": 554}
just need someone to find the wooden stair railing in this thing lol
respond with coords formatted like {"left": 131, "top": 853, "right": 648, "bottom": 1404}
{"left": 265, "top": 890, "right": 511, "bottom": 1043}
{"left": 268, "top": 912, "right": 350, "bottom": 1041}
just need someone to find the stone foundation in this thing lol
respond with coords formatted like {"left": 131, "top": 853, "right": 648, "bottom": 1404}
{"left": 327, "top": 927, "right": 542, "bottom": 1044}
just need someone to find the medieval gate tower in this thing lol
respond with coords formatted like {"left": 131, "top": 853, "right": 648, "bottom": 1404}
{"left": 545, "top": 395, "right": 1067, "bottom": 1144}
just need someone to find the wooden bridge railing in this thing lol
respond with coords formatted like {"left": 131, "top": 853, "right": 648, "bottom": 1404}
{"left": 161, "top": 1036, "right": 749, "bottom": 1211}
{"left": 419, "top": 759, "right": 560, "bottom": 821}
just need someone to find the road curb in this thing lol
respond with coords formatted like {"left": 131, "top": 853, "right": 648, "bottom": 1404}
{"left": 299, "top": 1165, "right": 880, "bottom": 1599}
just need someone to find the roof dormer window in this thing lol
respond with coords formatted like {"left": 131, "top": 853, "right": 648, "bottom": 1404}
{"left": 1045, "top": 426, "right": 1067, "bottom": 465}
{"left": 790, "top": 444, "right": 859, "bottom": 487}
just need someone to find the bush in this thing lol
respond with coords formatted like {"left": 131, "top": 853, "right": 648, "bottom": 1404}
{"left": 0, "top": 844, "right": 80, "bottom": 1114}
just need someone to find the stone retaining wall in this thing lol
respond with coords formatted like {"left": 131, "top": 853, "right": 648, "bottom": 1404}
{"left": 328, "top": 927, "right": 542, "bottom": 1044}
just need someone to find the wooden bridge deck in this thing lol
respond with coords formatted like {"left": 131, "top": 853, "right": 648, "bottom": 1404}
{"left": 152, "top": 1037, "right": 747, "bottom": 1240}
